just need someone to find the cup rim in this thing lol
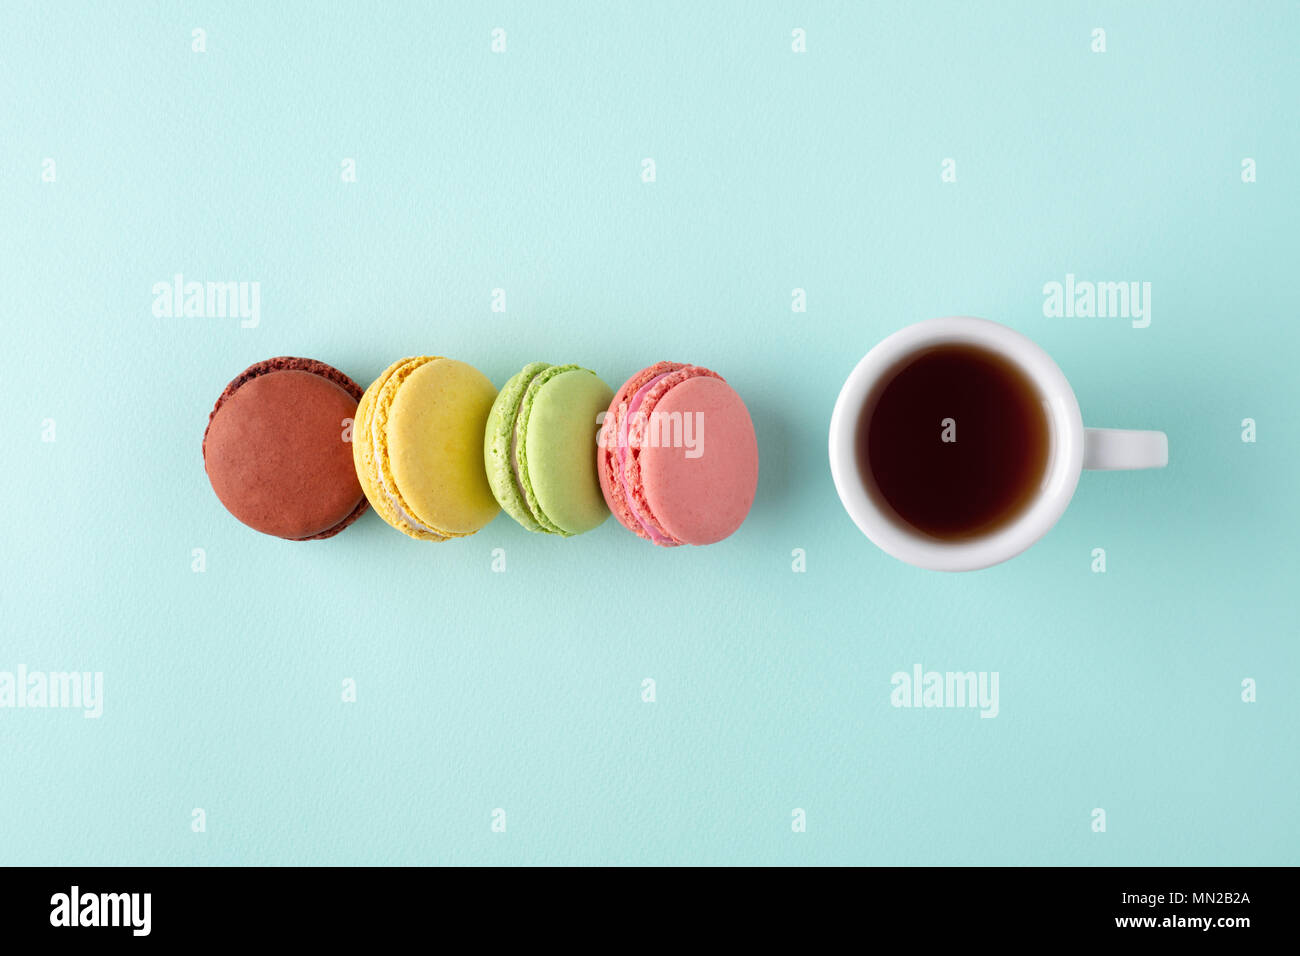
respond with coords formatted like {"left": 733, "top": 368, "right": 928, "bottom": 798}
{"left": 828, "top": 316, "right": 1085, "bottom": 571}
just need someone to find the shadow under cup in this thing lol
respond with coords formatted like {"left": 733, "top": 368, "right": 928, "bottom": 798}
{"left": 853, "top": 342, "right": 1063, "bottom": 544}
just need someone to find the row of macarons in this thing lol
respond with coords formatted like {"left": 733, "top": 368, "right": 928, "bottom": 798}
{"left": 202, "top": 356, "right": 759, "bottom": 547}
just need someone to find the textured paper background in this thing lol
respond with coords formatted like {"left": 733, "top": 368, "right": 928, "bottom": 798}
{"left": 1, "top": 1, "right": 1296, "bottom": 865}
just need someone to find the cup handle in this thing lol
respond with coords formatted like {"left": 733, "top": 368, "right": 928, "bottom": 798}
{"left": 1083, "top": 428, "right": 1169, "bottom": 470}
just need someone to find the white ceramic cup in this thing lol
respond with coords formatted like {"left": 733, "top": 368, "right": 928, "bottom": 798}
{"left": 828, "top": 316, "right": 1168, "bottom": 571}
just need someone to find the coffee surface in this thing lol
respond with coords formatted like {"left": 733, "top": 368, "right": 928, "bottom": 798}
{"left": 858, "top": 344, "right": 1050, "bottom": 539}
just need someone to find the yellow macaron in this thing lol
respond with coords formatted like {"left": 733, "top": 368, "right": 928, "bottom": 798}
{"left": 353, "top": 356, "right": 500, "bottom": 540}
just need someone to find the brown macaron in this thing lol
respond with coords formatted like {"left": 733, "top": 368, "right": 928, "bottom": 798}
{"left": 203, "top": 357, "right": 368, "bottom": 540}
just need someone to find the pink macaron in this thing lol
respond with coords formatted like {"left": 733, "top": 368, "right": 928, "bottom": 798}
{"left": 598, "top": 362, "right": 758, "bottom": 546}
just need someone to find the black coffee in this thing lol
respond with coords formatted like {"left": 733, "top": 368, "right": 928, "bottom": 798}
{"left": 857, "top": 344, "right": 1050, "bottom": 540}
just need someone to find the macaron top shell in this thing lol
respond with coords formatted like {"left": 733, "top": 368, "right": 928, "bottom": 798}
{"left": 637, "top": 375, "right": 758, "bottom": 545}
{"left": 388, "top": 358, "right": 500, "bottom": 536}
{"left": 521, "top": 367, "right": 613, "bottom": 535}
{"left": 202, "top": 357, "right": 366, "bottom": 540}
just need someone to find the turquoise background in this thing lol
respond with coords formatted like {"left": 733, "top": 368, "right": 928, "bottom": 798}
{"left": 2, "top": 1, "right": 1296, "bottom": 865}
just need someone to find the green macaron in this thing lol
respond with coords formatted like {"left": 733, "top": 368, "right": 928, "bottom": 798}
{"left": 485, "top": 362, "right": 614, "bottom": 536}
